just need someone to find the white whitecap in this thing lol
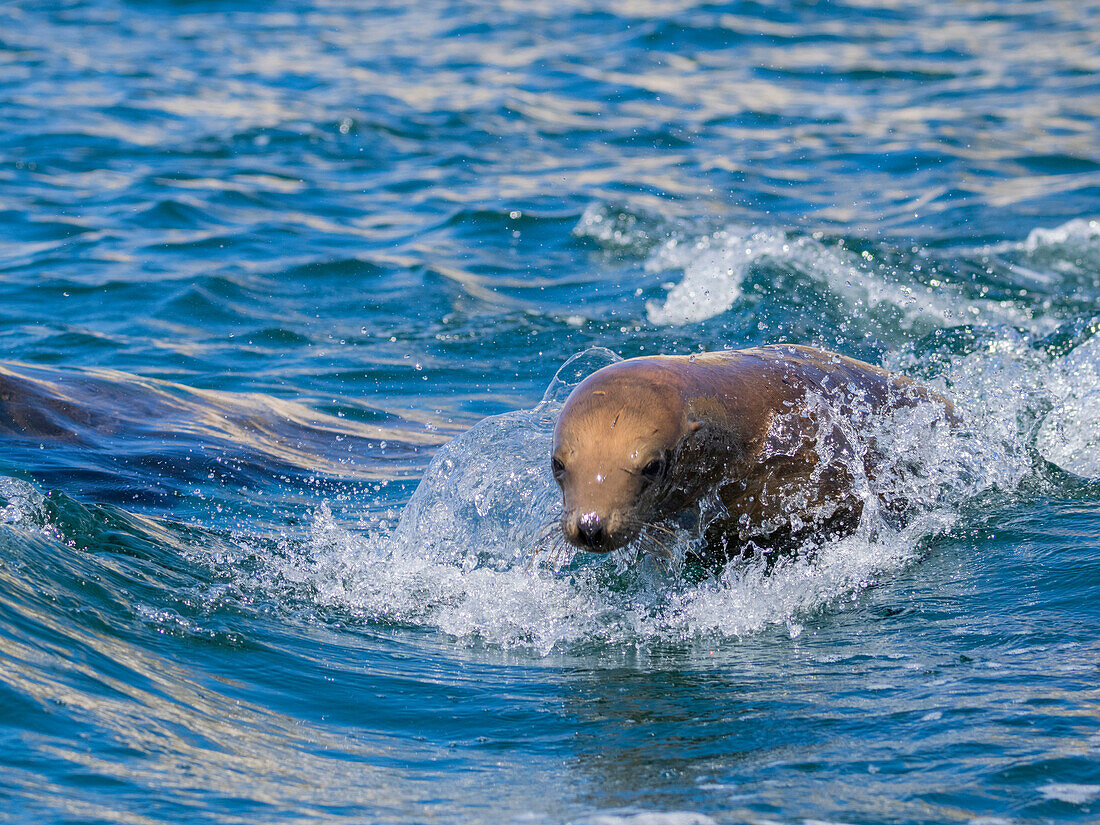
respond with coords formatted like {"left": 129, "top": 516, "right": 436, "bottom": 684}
{"left": 572, "top": 201, "right": 674, "bottom": 253}
{"left": 1024, "top": 218, "right": 1100, "bottom": 252}
{"left": 1039, "top": 783, "right": 1100, "bottom": 805}
{"left": 641, "top": 222, "right": 1036, "bottom": 332}
{"left": 991, "top": 216, "right": 1100, "bottom": 290}
{"left": 644, "top": 226, "right": 796, "bottom": 326}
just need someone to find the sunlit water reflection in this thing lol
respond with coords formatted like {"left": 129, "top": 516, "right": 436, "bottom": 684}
{"left": 2, "top": 1, "right": 1100, "bottom": 823}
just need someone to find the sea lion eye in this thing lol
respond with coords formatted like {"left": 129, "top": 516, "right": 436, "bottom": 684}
{"left": 641, "top": 458, "right": 664, "bottom": 481}
{"left": 550, "top": 456, "right": 565, "bottom": 480}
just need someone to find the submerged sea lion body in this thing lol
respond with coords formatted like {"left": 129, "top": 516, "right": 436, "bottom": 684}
{"left": 550, "top": 344, "right": 953, "bottom": 564}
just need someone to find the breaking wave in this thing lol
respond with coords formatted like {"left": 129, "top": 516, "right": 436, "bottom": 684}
{"left": 209, "top": 326, "right": 1099, "bottom": 655}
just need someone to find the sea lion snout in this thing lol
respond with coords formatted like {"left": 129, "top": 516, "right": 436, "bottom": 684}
{"left": 553, "top": 455, "right": 656, "bottom": 553}
{"left": 560, "top": 505, "right": 635, "bottom": 552}
{"left": 555, "top": 462, "right": 665, "bottom": 552}
{"left": 563, "top": 510, "right": 612, "bottom": 551}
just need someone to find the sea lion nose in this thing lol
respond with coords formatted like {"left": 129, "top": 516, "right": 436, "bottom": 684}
{"left": 576, "top": 512, "right": 605, "bottom": 548}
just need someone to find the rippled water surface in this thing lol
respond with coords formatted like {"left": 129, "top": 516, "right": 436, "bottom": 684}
{"left": 3, "top": 2, "right": 1100, "bottom": 823}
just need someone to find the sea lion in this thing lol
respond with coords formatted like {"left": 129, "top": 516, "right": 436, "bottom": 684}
{"left": 550, "top": 344, "right": 954, "bottom": 564}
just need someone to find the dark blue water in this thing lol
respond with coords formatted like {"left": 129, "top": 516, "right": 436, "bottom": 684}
{"left": 3, "top": 2, "right": 1100, "bottom": 823}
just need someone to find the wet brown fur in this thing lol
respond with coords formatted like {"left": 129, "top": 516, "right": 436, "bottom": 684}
{"left": 550, "top": 344, "right": 954, "bottom": 565}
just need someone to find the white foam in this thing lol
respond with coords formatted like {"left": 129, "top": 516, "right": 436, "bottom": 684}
{"left": 641, "top": 222, "right": 1036, "bottom": 332}
{"left": 1038, "top": 783, "right": 1100, "bottom": 805}
{"left": 572, "top": 201, "right": 674, "bottom": 254}
{"left": 644, "top": 226, "right": 821, "bottom": 326}
{"left": 643, "top": 226, "right": 763, "bottom": 325}
{"left": 1024, "top": 218, "right": 1100, "bottom": 253}
{"left": 989, "top": 216, "right": 1100, "bottom": 290}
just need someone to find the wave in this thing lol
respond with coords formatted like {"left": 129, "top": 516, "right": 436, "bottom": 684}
{"left": 574, "top": 208, "right": 1100, "bottom": 356}
{"left": 214, "top": 327, "right": 1099, "bottom": 654}
{"left": 8, "top": 210, "right": 1098, "bottom": 654}
{"left": 0, "top": 361, "right": 450, "bottom": 518}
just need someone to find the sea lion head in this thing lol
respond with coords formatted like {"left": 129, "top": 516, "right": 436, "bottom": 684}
{"left": 551, "top": 363, "right": 699, "bottom": 553}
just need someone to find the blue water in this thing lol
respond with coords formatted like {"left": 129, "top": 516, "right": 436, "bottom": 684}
{"left": 2, "top": 1, "right": 1100, "bottom": 823}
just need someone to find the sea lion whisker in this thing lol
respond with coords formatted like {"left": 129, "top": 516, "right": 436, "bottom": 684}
{"left": 524, "top": 538, "right": 547, "bottom": 572}
{"left": 636, "top": 534, "right": 680, "bottom": 573}
{"left": 624, "top": 517, "right": 681, "bottom": 548}
{"left": 526, "top": 521, "right": 565, "bottom": 572}
{"left": 643, "top": 522, "right": 679, "bottom": 540}
{"left": 533, "top": 519, "right": 559, "bottom": 541}
{"left": 641, "top": 533, "right": 673, "bottom": 561}
{"left": 553, "top": 538, "right": 576, "bottom": 571}
{"left": 541, "top": 533, "right": 568, "bottom": 571}
{"left": 530, "top": 531, "right": 553, "bottom": 557}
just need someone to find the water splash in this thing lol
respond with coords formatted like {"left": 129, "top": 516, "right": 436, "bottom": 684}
{"left": 979, "top": 217, "right": 1100, "bottom": 307}
{"left": 392, "top": 346, "right": 621, "bottom": 569}
{"left": 1035, "top": 333, "right": 1100, "bottom": 478}
{"left": 0, "top": 477, "right": 47, "bottom": 527}
{"left": 224, "top": 335, "right": 1076, "bottom": 654}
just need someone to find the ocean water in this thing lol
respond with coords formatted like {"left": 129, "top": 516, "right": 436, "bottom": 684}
{"left": 2, "top": 1, "right": 1100, "bottom": 823}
